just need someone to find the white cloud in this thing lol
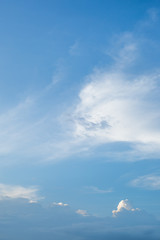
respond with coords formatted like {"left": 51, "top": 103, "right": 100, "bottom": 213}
{"left": 0, "top": 94, "right": 71, "bottom": 163}
{"left": 112, "top": 199, "right": 139, "bottom": 217}
{"left": 52, "top": 202, "right": 69, "bottom": 207}
{"left": 76, "top": 209, "right": 89, "bottom": 216}
{"left": 85, "top": 186, "right": 112, "bottom": 194}
{"left": 0, "top": 12, "right": 159, "bottom": 164}
{"left": 66, "top": 15, "right": 160, "bottom": 161}
{"left": 72, "top": 68, "right": 160, "bottom": 158}
{"left": 0, "top": 97, "right": 34, "bottom": 156}
{"left": 0, "top": 196, "right": 158, "bottom": 240}
{"left": 131, "top": 174, "right": 160, "bottom": 190}
{"left": 106, "top": 32, "right": 138, "bottom": 69}
{"left": 0, "top": 183, "right": 42, "bottom": 203}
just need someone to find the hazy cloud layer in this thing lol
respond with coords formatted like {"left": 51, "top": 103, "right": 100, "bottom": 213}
{"left": 0, "top": 198, "right": 159, "bottom": 240}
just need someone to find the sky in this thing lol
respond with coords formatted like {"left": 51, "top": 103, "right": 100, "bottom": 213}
{"left": 0, "top": 0, "right": 160, "bottom": 239}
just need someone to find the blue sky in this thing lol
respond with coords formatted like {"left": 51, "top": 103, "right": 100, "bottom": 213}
{"left": 0, "top": 0, "right": 160, "bottom": 239}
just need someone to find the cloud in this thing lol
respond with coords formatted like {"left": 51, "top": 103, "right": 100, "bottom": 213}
{"left": 72, "top": 54, "right": 160, "bottom": 159}
{"left": 76, "top": 209, "right": 89, "bottom": 216}
{"left": 85, "top": 186, "right": 113, "bottom": 194}
{"left": 0, "top": 94, "right": 72, "bottom": 163}
{"left": 0, "top": 197, "right": 158, "bottom": 240}
{"left": 0, "top": 183, "right": 42, "bottom": 203}
{"left": 69, "top": 41, "right": 81, "bottom": 56}
{"left": 64, "top": 11, "right": 160, "bottom": 161}
{"left": 0, "top": 97, "right": 34, "bottom": 156}
{"left": 112, "top": 199, "right": 139, "bottom": 217}
{"left": 147, "top": 8, "right": 159, "bottom": 22}
{"left": 131, "top": 174, "right": 160, "bottom": 190}
{"left": 0, "top": 10, "right": 160, "bottom": 164}
{"left": 52, "top": 202, "right": 69, "bottom": 207}
{"left": 106, "top": 32, "right": 138, "bottom": 69}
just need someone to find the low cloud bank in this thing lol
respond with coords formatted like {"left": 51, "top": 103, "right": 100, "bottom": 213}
{"left": 0, "top": 198, "right": 159, "bottom": 240}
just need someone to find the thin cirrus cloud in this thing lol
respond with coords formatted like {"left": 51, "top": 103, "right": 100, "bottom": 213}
{"left": 85, "top": 186, "right": 113, "bottom": 194}
{"left": 0, "top": 183, "right": 42, "bottom": 203}
{"left": 131, "top": 174, "right": 160, "bottom": 190}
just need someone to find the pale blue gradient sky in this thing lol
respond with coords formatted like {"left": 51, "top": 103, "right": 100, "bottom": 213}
{"left": 0, "top": 1, "right": 160, "bottom": 239}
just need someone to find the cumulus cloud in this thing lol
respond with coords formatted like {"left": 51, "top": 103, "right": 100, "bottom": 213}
{"left": 112, "top": 199, "right": 139, "bottom": 217}
{"left": 0, "top": 183, "right": 42, "bottom": 203}
{"left": 131, "top": 174, "right": 160, "bottom": 190}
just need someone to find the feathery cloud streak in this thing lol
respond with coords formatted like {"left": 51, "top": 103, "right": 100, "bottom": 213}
{"left": 131, "top": 174, "right": 160, "bottom": 190}
{"left": 0, "top": 183, "right": 42, "bottom": 202}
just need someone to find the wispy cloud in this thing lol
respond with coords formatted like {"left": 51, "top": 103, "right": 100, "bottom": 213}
{"left": 72, "top": 69, "right": 160, "bottom": 158}
{"left": 106, "top": 32, "right": 138, "bottom": 69}
{"left": 76, "top": 209, "right": 89, "bottom": 216}
{"left": 0, "top": 183, "right": 42, "bottom": 203}
{"left": 85, "top": 186, "right": 113, "bottom": 194}
{"left": 69, "top": 15, "right": 160, "bottom": 161}
{"left": 131, "top": 174, "right": 160, "bottom": 190}
{"left": 0, "top": 11, "right": 159, "bottom": 164}
{"left": 69, "top": 41, "right": 81, "bottom": 56}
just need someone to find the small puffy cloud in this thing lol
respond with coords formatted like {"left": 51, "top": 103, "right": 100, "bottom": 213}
{"left": 112, "top": 199, "right": 139, "bottom": 217}
{"left": 0, "top": 183, "right": 42, "bottom": 203}
{"left": 52, "top": 202, "right": 69, "bottom": 207}
{"left": 76, "top": 209, "right": 89, "bottom": 216}
{"left": 131, "top": 174, "right": 160, "bottom": 190}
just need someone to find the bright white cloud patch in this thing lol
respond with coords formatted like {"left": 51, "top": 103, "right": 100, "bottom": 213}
{"left": 73, "top": 70, "right": 160, "bottom": 157}
{"left": 0, "top": 183, "right": 41, "bottom": 203}
{"left": 52, "top": 202, "right": 69, "bottom": 206}
{"left": 131, "top": 174, "right": 160, "bottom": 190}
{"left": 76, "top": 209, "right": 89, "bottom": 216}
{"left": 112, "top": 199, "right": 139, "bottom": 217}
